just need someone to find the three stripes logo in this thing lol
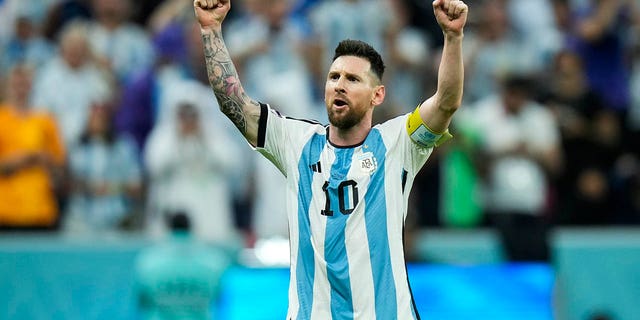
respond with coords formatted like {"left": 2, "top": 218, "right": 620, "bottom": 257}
{"left": 309, "top": 161, "right": 322, "bottom": 173}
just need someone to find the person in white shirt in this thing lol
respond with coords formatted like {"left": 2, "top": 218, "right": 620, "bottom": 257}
{"left": 144, "top": 87, "right": 243, "bottom": 246}
{"left": 32, "top": 20, "right": 112, "bottom": 146}
{"left": 87, "top": 0, "right": 155, "bottom": 82}
{"left": 466, "top": 74, "right": 563, "bottom": 261}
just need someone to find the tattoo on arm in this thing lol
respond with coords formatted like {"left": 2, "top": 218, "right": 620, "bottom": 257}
{"left": 202, "top": 30, "right": 258, "bottom": 134}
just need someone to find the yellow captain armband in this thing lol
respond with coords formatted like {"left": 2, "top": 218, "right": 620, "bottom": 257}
{"left": 406, "top": 106, "right": 453, "bottom": 148}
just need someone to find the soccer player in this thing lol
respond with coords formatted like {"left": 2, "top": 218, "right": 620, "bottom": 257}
{"left": 193, "top": 0, "right": 467, "bottom": 318}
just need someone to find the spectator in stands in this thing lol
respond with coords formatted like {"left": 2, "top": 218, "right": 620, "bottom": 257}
{"left": 119, "top": 19, "right": 237, "bottom": 132}
{"left": 135, "top": 211, "right": 231, "bottom": 320}
{"left": 144, "top": 97, "right": 243, "bottom": 246}
{"left": 226, "top": 0, "right": 320, "bottom": 120}
{"left": 41, "top": 0, "right": 93, "bottom": 42}
{"left": 548, "top": 0, "right": 640, "bottom": 226}
{"left": 0, "top": 64, "right": 66, "bottom": 230}
{"left": 87, "top": 0, "right": 155, "bottom": 83}
{"left": 565, "top": 0, "right": 635, "bottom": 113}
{"left": 507, "top": 0, "right": 562, "bottom": 64}
{"left": 114, "top": 21, "right": 189, "bottom": 154}
{"left": 32, "top": 20, "right": 113, "bottom": 147}
{"left": 463, "top": 0, "right": 544, "bottom": 104}
{"left": 144, "top": 0, "right": 194, "bottom": 34}
{"left": 116, "top": 14, "right": 254, "bottom": 238}
{"left": 0, "top": 15, "right": 54, "bottom": 77}
{"left": 0, "top": 0, "right": 60, "bottom": 46}
{"left": 541, "top": 49, "right": 614, "bottom": 225}
{"left": 468, "top": 74, "right": 563, "bottom": 261}
{"left": 64, "top": 102, "right": 143, "bottom": 233}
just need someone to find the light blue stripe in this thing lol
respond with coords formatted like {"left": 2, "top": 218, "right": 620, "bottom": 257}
{"left": 296, "top": 133, "right": 326, "bottom": 320}
{"left": 363, "top": 129, "right": 399, "bottom": 319}
{"left": 325, "top": 148, "right": 355, "bottom": 320}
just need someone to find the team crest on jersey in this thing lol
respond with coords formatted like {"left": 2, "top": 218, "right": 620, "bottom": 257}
{"left": 358, "top": 152, "right": 378, "bottom": 175}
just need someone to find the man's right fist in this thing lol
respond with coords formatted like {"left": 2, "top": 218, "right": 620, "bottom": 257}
{"left": 193, "top": 0, "right": 231, "bottom": 29}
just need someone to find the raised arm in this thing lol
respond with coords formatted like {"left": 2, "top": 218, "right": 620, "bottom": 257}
{"left": 193, "top": 0, "right": 261, "bottom": 146}
{"left": 576, "top": 0, "right": 627, "bottom": 42}
{"left": 418, "top": 0, "right": 467, "bottom": 134}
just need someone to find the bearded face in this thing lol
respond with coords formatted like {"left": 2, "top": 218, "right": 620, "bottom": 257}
{"left": 324, "top": 56, "right": 382, "bottom": 130}
{"left": 326, "top": 97, "right": 368, "bottom": 129}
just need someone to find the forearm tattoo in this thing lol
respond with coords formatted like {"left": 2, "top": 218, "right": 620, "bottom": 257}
{"left": 202, "top": 30, "right": 256, "bottom": 134}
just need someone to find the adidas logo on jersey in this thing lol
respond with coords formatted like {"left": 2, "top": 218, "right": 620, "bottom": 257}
{"left": 309, "top": 161, "right": 322, "bottom": 173}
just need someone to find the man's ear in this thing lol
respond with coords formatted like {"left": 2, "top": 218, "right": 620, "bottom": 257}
{"left": 371, "top": 85, "right": 385, "bottom": 107}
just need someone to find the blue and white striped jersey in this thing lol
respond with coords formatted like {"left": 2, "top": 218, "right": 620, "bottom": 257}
{"left": 255, "top": 104, "right": 433, "bottom": 320}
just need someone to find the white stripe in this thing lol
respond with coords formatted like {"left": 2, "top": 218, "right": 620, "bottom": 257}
{"left": 345, "top": 166, "right": 376, "bottom": 319}
{"left": 385, "top": 158, "right": 416, "bottom": 319}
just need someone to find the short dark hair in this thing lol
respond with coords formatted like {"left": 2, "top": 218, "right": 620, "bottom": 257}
{"left": 502, "top": 73, "right": 534, "bottom": 94}
{"left": 166, "top": 210, "right": 191, "bottom": 232}
{"left": 332, "top": 39, "right": 385, "bottom": 81}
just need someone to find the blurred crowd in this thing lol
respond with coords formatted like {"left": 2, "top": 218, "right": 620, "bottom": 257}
{"left": 0, "top": 0, "right": 639, "bottom": 260}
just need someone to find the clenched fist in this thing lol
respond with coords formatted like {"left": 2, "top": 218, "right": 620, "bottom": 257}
{"left": 433, "top": 0, "right": 468, "bottom": 37}
{"left": 193, "top": 0, "right": 231, "bottom": 30}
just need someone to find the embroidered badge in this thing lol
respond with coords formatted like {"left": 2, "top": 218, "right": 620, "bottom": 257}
{"left": 359, "top": 152, "right": 378, "bottom": 175}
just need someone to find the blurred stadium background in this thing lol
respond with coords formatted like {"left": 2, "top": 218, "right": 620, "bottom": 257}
{"left": 1, "top": 0, "right": 639, "bottom": 319}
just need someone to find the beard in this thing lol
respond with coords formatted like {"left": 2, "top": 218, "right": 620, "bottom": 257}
{"left": 327, "top": 104, "right": 367, "bottom": 130}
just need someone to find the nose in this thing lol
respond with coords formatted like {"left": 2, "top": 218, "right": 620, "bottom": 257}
{"left": 334, "top": 77, "right": 346, "bottom": 94}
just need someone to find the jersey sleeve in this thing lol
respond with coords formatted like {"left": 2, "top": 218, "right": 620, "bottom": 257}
{"left": 254, "top": 103, "right": 323, "bottom": 177}
{"left": 376, "top": 113, "right": 435, "bottom": 176}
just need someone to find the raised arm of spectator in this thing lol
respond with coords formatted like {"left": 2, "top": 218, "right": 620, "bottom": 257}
{"left": 193, "top": 0, "right": 261, "bottom": 146}
{"left": 577, "top": 0, "right": 628, "bottom": 42}
{"left": 418, "top": 0, "right": 467, "bottom": 134}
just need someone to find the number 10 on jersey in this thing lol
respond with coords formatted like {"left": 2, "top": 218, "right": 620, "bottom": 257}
{"left": 321, "top": 180, "right": 359, "bottom": 216}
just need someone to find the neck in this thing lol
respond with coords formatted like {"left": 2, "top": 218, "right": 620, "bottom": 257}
{"left": 328, "top": 124, "right": 371, "bottom": 147}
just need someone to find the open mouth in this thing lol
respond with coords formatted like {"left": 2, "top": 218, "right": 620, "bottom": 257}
{"left": 333, "top": 98, "right": 348, "bottom": 107}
